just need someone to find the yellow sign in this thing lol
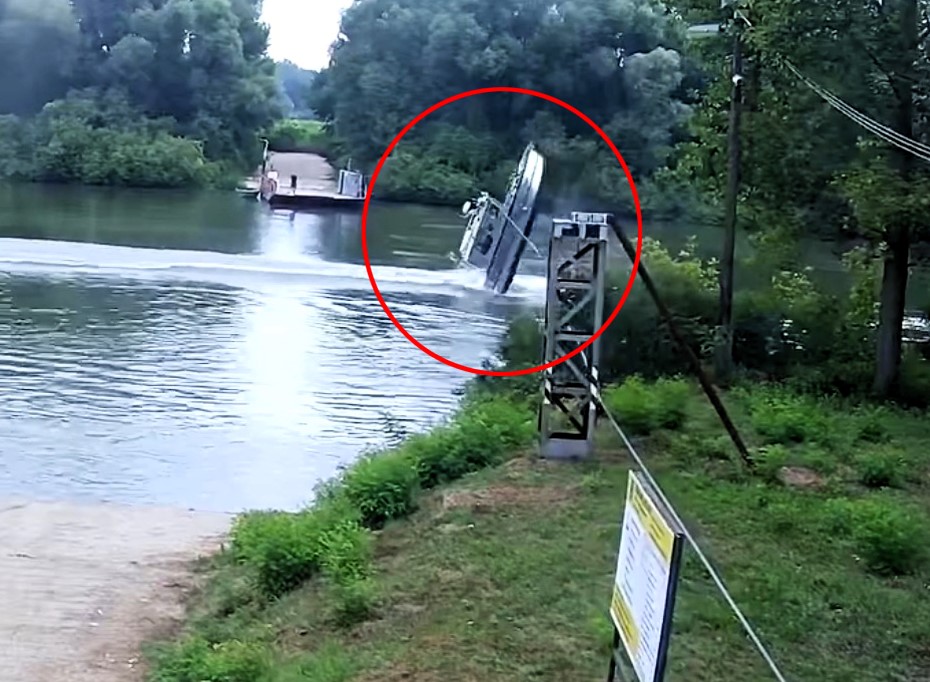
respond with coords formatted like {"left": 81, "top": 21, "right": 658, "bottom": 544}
{"left": 610, "top": 471, "right": 680, "bottom": 682}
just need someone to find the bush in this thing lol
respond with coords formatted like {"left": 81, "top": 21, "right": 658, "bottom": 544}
{"left": 266, "top": 119, "right": 328, "bottom": 153}
{"left": 752, "top": 444, "right": 792, "bottom": 483}
{"left": 850, "top": 499, "right": 929, "bottom": 576}
{"left": 341, "top": 450, "right": 420, "bottom": 529}
{"left": 602, "top": 376, "right": 691, "bottom": 435}
{"left": 854, "top": 406, "right": 892, "bottom": 443}
{"left": 854, "top": 447, "right": 908, "bottom": 489}
{"left": 819, "top": 496, "right": 928, "bottom": 576}
{"left": 149, "top": 637, "right": 271, "bottom": 682}
{"left": 230, "top": 497, "right": 370, "bottom": 598}
{"left": 326, "top": 577, "right": 380, "bottom": 628}
{"left": 898, "top": 349, "right": 930, "bottom": 409}
{"left": 746, "top": 389, "right": 830, "bottom": 444}
{"left": 411, "top": 397, "right": 535, "bottom": 488}
{"left": 652, "top": 377, "right": 692, "bottom": 429}
{"left": 317, "top": 514, "right": 374, "bottom": 585}
{"left": 231, "top": 511, "right": 322, "bottom": 597}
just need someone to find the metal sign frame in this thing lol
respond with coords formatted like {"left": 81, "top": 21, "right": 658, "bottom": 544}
{"left": 607, "top": 471, "right": 685, "bottom": 682}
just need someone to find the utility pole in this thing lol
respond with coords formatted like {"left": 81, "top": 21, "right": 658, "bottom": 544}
{"left": 716, "top": 2, "right": 744, "bottom": 384}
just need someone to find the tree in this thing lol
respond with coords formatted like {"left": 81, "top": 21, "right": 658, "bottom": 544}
{"left": 0, "top": 0, "right": 78, "bottom": 115}
{"left": 310, "top": 0, "right": 693, "bottom": 205}
{"left": 675, "top": 0, "right": 930, "bottom": 397}
{"left": 748, "top": 0, "right": 930, "bottom": 398}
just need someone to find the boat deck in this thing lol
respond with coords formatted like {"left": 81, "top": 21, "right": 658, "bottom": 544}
{"left": 260, "top": 152, "right": 365, "bottom": 210}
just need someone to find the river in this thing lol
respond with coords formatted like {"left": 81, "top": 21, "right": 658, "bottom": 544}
{"left": 0, "top": 184, "right": 546, "bottom": 513}
{"left": 0, "top": 184, "right": 926, "bottom": 513}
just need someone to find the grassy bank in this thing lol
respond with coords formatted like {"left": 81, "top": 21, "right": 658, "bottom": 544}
{"left": 144, "top": 379, "right": 930, "bottom": 682}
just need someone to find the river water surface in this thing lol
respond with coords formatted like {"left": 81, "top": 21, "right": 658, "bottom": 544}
{"left": 0, "top": 185, "right": 544, "bottom": 512}
{"left": 2, "top": 185, "right": 927, "bottom": 513}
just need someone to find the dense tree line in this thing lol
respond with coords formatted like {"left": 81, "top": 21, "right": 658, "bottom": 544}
{"left": 310, "top": 0, "right": 700, "bottom": 207}
{"left": 312, "top": 0, "right": 930, "bottom": 401}
{"left": 0, "top": 0, "right": 285, "bottom": 187}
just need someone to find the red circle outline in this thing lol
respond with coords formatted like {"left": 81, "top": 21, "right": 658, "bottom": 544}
{"left": 361, "top": 86, "right": 643, "bottom": 377}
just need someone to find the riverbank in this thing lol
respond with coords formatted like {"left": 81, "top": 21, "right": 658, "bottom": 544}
{"left": 143, "top": 380, "right": 930, "bottom": 681}
{"left": 0, "top": 499, "right": 230, "bottom": 682}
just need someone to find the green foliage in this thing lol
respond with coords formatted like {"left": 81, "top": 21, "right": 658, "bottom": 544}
{"left": 752, "top": 444, "right": 792, "bottom": 484}
{"left": 227, "top": 393, "right": 533, "bottom": 603}
{"left": 602, "top": 375, "right": 691, "bottom": 435}
{"left": 230, "top": 497, "right": 371, "bottom": 599}
{"left": 820, "top": 496, "right": 929, "bottom": 576}
{"left": 854, "top": 406, "right": 893, "bottom": 444}
{"left": 849, "top": 500, "right": 929, "bottom": 576}
{"left": 341, "top": 450, "right": 420, "bottom": 529}
{"left": 326, "top": 577, "right": 380, "bottom": 628}
{"left": 269, "top": 643, "right": 360, "bottom": 682}
{"left": 148, "top": 637, "right": 272, "bottom": 682}
{"left": 854, "top": 447, "right": 909, "bottom": 489}
{"left": 266, "top": 119, "right": 328, "bottom": 153}
{"left": 311, "top": 0, "right": 692, "bottom": 205}
{"left": 376, "top": 149, "right": 480, "bottom": 205}
{"left": 230, "top": 510, "right": 325, "bottom": 598}
{"left": 745, "top": 388, "right": 830, "bottom": 445}
{"left": 0, "top": 0, "right": 285, "bottom": 186}
{"left": 409, "top": 396, "right": 535, "bottom": 488}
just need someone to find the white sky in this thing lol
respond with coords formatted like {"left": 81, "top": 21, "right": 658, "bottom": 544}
{"left": 262, "top": 0, "right": 355, "bottom": 71}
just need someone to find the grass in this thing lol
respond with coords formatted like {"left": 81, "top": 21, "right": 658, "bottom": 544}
{"left": 145, "top": 381, "right": 930, "bottom": 682}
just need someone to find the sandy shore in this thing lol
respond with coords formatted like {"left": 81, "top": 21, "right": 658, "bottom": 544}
{"left": 0, "top": 497, "right": 232, "bottom": 682}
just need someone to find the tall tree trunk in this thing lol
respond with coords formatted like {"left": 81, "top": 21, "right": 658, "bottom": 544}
{"left": 872, "top": 0, "right": 917, "bottom": 398}
{"left": 874, "top": 227, "right": 909, "bottom": 396}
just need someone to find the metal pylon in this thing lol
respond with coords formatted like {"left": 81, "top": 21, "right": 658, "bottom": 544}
{"left": 539, "top": 212, "right": 610, "bottom": 459}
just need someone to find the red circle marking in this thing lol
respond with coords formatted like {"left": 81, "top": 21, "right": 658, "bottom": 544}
{"left": 361, "top": 86, "right": 643, "bottom": 377}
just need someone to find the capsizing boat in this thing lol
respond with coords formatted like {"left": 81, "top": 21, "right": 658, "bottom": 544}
{"left": 457, "top": 142, "right": 545, "bottom": 295}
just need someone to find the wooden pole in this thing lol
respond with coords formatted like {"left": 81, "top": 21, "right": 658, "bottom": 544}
{"left": 715, "top": 19, "right": 743, "bottom": 385}
{"left": 610, "top": 222, "right": 755, "bottom": 470}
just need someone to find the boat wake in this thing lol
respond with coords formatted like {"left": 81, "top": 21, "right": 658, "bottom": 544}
{"left": 0, "top": 238, "right": 547, "bottom": 299}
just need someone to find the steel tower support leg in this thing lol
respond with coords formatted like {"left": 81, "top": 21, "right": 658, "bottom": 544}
{"left": 539, "top": 213, "right": 610, "bottom": 460}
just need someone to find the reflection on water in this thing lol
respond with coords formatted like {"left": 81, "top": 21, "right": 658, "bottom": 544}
{"left": 0, "top": 185, "right": 544, "bottom": 512}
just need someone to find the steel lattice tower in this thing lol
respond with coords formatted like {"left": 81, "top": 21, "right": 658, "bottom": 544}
{"left": 539, "top": 212, "right": 611, "bottom": 459}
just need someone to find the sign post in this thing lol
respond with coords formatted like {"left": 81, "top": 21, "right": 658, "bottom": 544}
{"left": 607, "top": 471, "right": 684, "bottom": 682}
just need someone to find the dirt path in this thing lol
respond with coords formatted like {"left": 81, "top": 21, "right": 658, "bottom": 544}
{"left": 0, "top": 497, "right": 232, "bottom": 682}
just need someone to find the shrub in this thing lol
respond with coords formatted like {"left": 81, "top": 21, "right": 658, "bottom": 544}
{"left": 603, "top": 376, "right": 691, "bottom": 435}
{"left": 898, "top": 349, "right": 930, "bottom": 409}
{"left": 149, "top": 637, "right": 271, "bottom": 682}
{"left": 230, "top": 497, "right": 371, "bottom": 598}
{"left": 850, "top": 499, "right": 929, "bottom": 576}
{"left": 747, "top": 389, "right": 829, "bottom": 444}
{"left": 230, "top": 511, "right": 322, "bottom": 597}
{"left": 820, "top": 497, "right": 858, "bottom": 535}
{"left": 854, "top": 406, "right": 892, "bottom": 443}
{"left": 652, "top": 377, "right": 692, "bottom": 429}
{"left": 317, "top": 514, "right": 374, "bottom": 585}
{"left": 854, "top": 447, "right": 908, "bottom": 489}
{"left": 411, "top": 397, "right": 534, "bottom": 488}
{"left": 326, "top": 577, "right": 380, "bottom": 628}
{"left": 341, "top": 450, "right": 420, "bottom": 529}
{"left": 752, "top": 444, "right": 792, "bottom": 483}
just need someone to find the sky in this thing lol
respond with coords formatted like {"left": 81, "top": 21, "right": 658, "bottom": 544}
{"left": 261, "top": 0, "right": 355, "bottom": 71}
